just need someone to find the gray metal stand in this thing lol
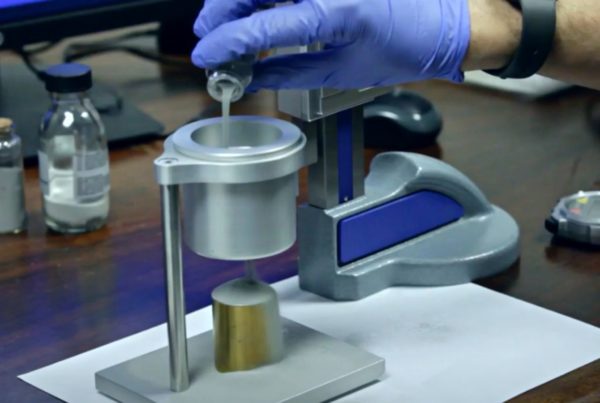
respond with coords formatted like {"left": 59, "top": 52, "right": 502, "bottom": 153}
{"left": 94, "top": 173, "right": 385, "bottom": 402}
{"left": 96, "top": 319, "right": 385, "bottom": 403}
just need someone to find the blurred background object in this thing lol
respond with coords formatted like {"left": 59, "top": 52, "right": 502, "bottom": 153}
{"left": 587, "top": 95, "right": 600, "bottom": 135}
{"left": 0, "top": 0, "right": 200, "bottom": 52}
{"left": 0, "top": 117, "right": 27, "bottom": 234}
{"left": 364, "top": 89, "right": 443, "bottom": 151}
{"left": 0, "top": 0, "right": 203, "bottom": 159}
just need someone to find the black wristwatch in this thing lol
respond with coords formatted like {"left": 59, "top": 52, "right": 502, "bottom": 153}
{"left": 486, "top": 0, "right": 557, "bottom": 79}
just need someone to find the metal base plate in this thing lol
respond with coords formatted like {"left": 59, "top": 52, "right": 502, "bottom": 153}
{"left": 95, "top": 319, "right": 385, "bottom": 403}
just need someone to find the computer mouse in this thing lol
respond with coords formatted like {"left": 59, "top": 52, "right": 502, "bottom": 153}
{"left": 364, "top": 90, "right": 443, "bottom": 150}
{"left": 587, "top": 98, "right": 600, "bottom": 135}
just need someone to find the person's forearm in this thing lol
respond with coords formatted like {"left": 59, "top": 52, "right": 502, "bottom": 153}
{"left": 463, "top": 0, "right": 600, "bottom": 90}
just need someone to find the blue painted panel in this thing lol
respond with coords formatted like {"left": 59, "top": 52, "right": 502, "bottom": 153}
{"left": 338, "top": 191, "right": 464, "bottom": 265}
{"left": 337, "top": 110, "right": 354, "bottom": 204}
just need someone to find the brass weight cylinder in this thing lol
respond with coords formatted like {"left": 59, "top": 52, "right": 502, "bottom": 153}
{"left": 212, "top": 277, "right": 284, "bottom": 372}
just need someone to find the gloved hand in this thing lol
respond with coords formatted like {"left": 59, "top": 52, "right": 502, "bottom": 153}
{"left": 192, "top": 0, "right": 471, "bottom": 90}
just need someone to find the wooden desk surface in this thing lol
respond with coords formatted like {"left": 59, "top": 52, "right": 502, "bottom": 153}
{"left": 0, "top": 43, "right": 599, "bottom": 402}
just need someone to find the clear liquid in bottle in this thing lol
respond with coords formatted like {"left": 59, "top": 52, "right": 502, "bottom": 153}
{"left": 39, "top": 64, "right": 110, "bottom": 234}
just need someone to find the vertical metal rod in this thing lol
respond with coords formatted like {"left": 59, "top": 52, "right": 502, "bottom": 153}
{"left": 305, "top": 116, "right": 340, "bottom": 209}
{"left": 337, "top": 109, "right": 354, "bottom": 203}
{"left": 351, "top": 106, "right": 365, "bottom": 199}
{"left": 160, "top": 184, "right": 190, "bottom": 392}
{"left": 244, "top": 260, "right": 257, "bottom": 281}
{"left": 302, "top": 107, "right": 365, "bottom": 209}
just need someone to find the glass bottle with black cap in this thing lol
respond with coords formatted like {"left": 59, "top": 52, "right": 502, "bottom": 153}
{"left": 39, "top": 63, "right": 110, "bottom": 234}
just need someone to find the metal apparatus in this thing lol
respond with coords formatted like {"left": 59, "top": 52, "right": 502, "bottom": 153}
{"left": 278, "top": 59, "right": 519, "bottom": 300}
{"left": 96, "top": 45, "right": 519, "bottom": 403}
{"left": 163, "top": 116, "right": 306, "bottom": 260}
{"left": 95, "top": 115, "right": 385, "bottom": 402}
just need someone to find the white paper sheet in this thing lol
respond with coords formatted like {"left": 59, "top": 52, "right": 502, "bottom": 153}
{"left": 21, "top": 278, "right": 600, "bottom": 403}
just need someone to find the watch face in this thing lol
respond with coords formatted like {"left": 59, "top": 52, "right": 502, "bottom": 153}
{"left": 564, "top": 194, "right": 600, "bottom": 223}
{"left": 588, "top": 200, "right": 600, "bottom": 220}
{"left": 565, "top": 197, "right": 588, "bottom": 215}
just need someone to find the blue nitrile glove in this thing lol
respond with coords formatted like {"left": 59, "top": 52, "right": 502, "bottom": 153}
{"left": 192, "top": 0, "right": 471, "bottom": 91}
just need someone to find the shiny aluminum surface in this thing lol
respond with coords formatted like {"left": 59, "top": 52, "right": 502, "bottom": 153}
{"left": 155, "top": 116, "right": 308, "bottom": 260}
{"left": 160, "top": 185, "right": 189, "bottom": 392}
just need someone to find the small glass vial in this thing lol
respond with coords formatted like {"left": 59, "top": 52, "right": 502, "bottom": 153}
{"left": 39, "top": 63, "right": 110, "bottom": 234}
{"left": 206, "top": 54, "right": 255, "bottom": 102}
{"left": 0, "top": 118, "right": 26, "bottom": 234}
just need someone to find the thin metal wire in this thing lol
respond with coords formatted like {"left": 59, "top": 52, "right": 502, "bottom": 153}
{"left": 245, "top": 260, "right": 257, "bottom": 281}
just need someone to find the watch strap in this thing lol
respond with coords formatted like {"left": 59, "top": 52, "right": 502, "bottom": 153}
{"left": 486, "top": 0, "right": 557, "bottom": 79}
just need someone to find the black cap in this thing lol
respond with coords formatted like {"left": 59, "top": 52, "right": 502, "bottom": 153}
{"left": 44, "top": 63, "right": 93, "bottom": 93}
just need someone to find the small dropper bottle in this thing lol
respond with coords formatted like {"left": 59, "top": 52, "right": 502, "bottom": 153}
{"left": 206, "top": 55, "right": 255, "bottom": 102}
{"left": 0, "top": 118, "right": 27, "bottom": 234}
